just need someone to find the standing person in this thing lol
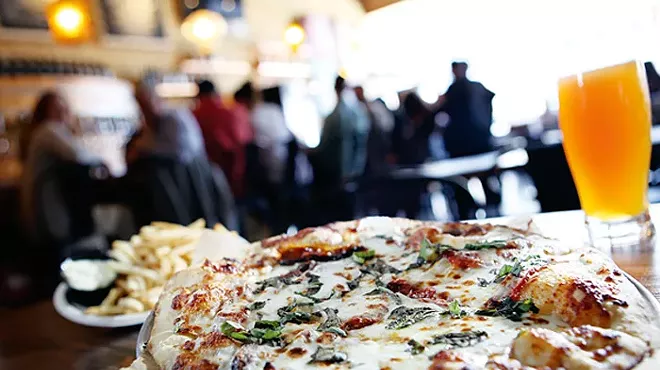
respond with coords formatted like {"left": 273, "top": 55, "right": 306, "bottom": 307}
{"left": 192, "top": 80, "right": 252, "bottom": 197}
{"left": 438, "top": 61, "right": 495, "bottom": 158}
{"left": 251, "top": 86, "right": 293, "bottom": 186}
{"left": 307, "top": 76, "right": 367, "bottom": 224}
{"left": 312, "top": 76, "right": 367, "bottom": 185}
{"left": 354, "top": 86, "right": 394, "bottom": 174}
{"left": 251, "top": 86, "right": 297, "bottom": 233}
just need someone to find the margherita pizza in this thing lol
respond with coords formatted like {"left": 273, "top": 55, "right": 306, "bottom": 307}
{"left": 124, "top": 217, "right": 660, "bottom": 370}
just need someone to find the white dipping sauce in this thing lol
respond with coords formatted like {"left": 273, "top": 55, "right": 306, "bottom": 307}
{"left": 61, "top": 259, "right": 117, "bottom": 291}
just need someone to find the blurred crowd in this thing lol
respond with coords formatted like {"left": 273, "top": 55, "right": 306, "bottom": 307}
{"left": 8, "top": 61, "right": 495, "bottom": 298}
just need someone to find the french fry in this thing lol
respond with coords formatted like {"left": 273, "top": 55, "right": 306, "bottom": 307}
{"left": 85, "top": 305, "right": 128, "bottom": 316}
{"left": 151, "top": 221, "right": 184, "bottom": 230}
{"left": 112, "top": 241, "right": 138, "bottom": 263}
{"left": 155, "top": 246, "right": 172, "bottom": 258}
{"left": 188, "top": 219, "right": 205, "bottom": 229}
{"left": 108, "top": 261, "right": 163, "bottom": 282}
{"left": 171, "top": 254, "right": 188, "bottom": 273}
{"left": 108, "top": 249, "right": 133, "bottom": 265}
{"left": 118, "top": 297, "right": 145, "bottom": 313}
{"left": 144, "top": 286, "right": 163, "bottom": 307}
{"left": 159, "top": 255, "right": 172, "bottom": 278}
{"left": 87, "top": 220, "right": 230, "bottom": 317}
{"left": 171, "top": 242, "right": 195, "bottom": 256}
{"left": 126, "top": 275, "right": 146, "bottom": 293}
{"left": 101, "top": 287, "right": 123, "bottom": 307}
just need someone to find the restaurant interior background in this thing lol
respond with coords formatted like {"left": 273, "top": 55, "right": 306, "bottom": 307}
{"left": 2, "top": 0, "right": 660, "bottom": 304}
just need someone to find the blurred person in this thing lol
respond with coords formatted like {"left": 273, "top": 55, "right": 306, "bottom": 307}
{"left": 354, "top": 86, "right": 394, "bottom": 174}
{"left": 312, "top": 76, "right": 368, "bottom": 185}
{"left": 135, "top": 82, "right": 205, "bottom": 162}
{"left": 381, "top": 92, "right": 438, "bottom": 219}
{"left": 437, "top": 61, "right": 495, "bottom": 158}
{"left": 122, "top": 82, "right": 238, "bottom": 230}
{"left": 250, "top": 86, "right": 300, "bottom": 233}
{"left": 306, "top": 76, "right": 368, "bottom": 224}
{"left": 251, "top": 86, "right": 294, "bottom": 185}
{"left": 193, "top": 80, "right": 252, "bottom": 197}
{"left": 20, "top": 91, "right": 104, "bottom": 254}
{"left": 391, "top": 93, "right": 436, "bottom": 165}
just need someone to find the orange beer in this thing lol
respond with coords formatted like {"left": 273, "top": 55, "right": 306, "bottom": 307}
{"left": 558, "top": 61, "right": 651, "bottom": 220}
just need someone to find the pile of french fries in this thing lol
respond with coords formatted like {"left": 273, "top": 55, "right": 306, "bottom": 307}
{"left": 85, "top": 219, "right": 223, "bottom": 316}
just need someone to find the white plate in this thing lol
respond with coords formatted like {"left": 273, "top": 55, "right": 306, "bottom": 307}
{"left": 52, "top": 282, "right": 149, "bottom": 328}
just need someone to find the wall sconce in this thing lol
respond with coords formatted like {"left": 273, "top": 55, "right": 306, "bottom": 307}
{"left": 47, "top": 0, "right": 92, "bottom": 44}
{"left": 181, "top": 9, "right": 228, "bottom": 56}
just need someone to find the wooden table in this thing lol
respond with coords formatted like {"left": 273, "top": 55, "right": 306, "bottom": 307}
{"left": 2, "top": 206, "right": 660, "bottom": 369}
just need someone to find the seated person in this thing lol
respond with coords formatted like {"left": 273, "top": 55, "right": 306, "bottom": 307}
{"left": 20, "top": 91, "right": 104, "bottom": 251}
{"left": 134, "top": 82, "right": 206, "bottom": 162}
{"left": 123, "top": 83, "right": 237, "bottom": 229}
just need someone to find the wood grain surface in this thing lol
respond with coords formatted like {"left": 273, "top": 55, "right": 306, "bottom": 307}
{"left": 2, "top": 207, "right": 660, "bottom": 369}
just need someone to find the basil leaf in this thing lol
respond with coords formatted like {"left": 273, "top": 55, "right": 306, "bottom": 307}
{"left": 278, "top": 301, "right": 317, "bottom": 324}
{"left": 255, "top": 262, "right": 315, "bottom": 293}
{"left": 318, "top": 308, "right": 342, "bottom": 330}
{"left": 248, "top": 301, "right": 266, "bottom": 310}
{"left": 409, "top": 239, "right": 453, "bottom": 269}
{"left": 277, "top": 301, "right": 314, "bottom": 316}
{"left": 475, "top": 297, "right": 539, "bottom": 322}
{"left": 309, "top": 347, "right": 348, "bottom": 364}
{"left": 448, "top": 299, "right": 466, "bottom": 318}
{"left": 221, "top": 321, "right": 242, "bottom": 334}
{"left": 229, "top": 331, "right": 250, "bottom": 341}
{"left": 353, "top": 249, "right": 376, "bottom": 264}
{"left": 361, "top": 259, "right": 401, "bottom": 276}
{"left": 222, "top": 320, "right": 282, "bottom": 344}
{"left": 323, "top": 327, "right": 347, "bottom": 337}
{"left": 280, "top": 312, "right": 313, "bottom": 325}
{"left": 463, "top": 240, "right": 507, "bottom": 250}
{"left": 386, "top": 306, "right": 440, "bottom": 329}
{"left": 295, "top": 278, "right": 325, "bottom": 302}
{"left": 364, "top": 287, "right": 402, "bottom": 304}
{"left": 430, "top": 331, "right": 487, "bottom": 348}
{"left": 254, "top": 320, "right": 281, "bottom": 330}
{"left": 407, "top": 339, "right": 425, "bottom": 355}
{"left": 419, "top": 238, "right": 440, "bottom": 262}
{"left": 261, "top": 329, "right": 282, "bottom": 340}
{"left": 493, "top": 259, "right": 527, "bottom": 283}
{"left": 477, "top": 278, "right": 490, "bottom": 287}
{"left": 221, "top": 322, "right": 250, "bottom": 343}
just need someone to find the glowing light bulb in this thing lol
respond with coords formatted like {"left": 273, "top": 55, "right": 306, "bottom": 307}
{"left": 192, "top": 17, "right": 217, "bottom": 41}
{"left": 47, "top": 1, "right": 90, "bottom": 42}
{"left": 55, "top": 7, "right": 83, "bottom": 32}
{"left": 284, "top": 23, "right": 305, "bottom": 47}
{"left": 181, "top": 9, "right": 227, "bottom": 54}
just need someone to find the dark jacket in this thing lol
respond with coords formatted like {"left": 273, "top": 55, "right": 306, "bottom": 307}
{"left": 124, "top": 154, "right": 237, "bottom": 230}
{"left": 441, "top": 78, "right": 495, "bottom": 157}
